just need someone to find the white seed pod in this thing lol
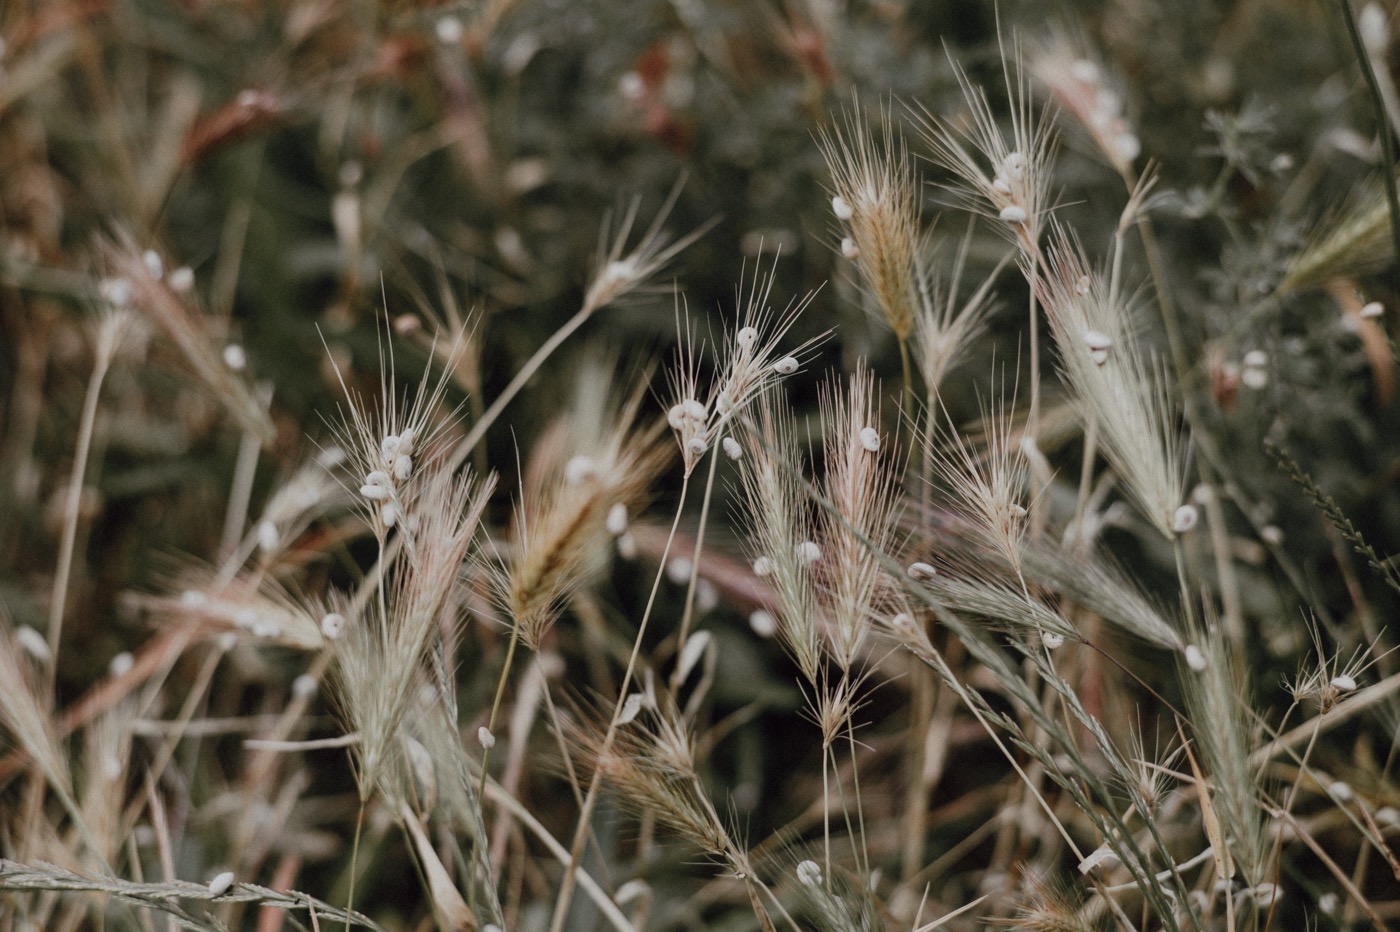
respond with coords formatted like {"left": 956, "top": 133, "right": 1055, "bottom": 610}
{"left": 992, "top": 175, "right": 1012, "bottom": 195}
{"left": 1243, "top": 349, "right": 1268, "bottom": 368}
{"left": 1070, "top": 59, "right": 1100, "bottom": 83}
{"left": 100, "top": 277, "right": 133, "bottom": 308}
{"left": 208, "top": 872, "right": 236, "bottom": 896}
{"left": 752, "top": 556, "right": 774, "bottom": 577}
{"left": 292, "top": 674, "right": 318, "bottom": 699}
{"left": 795, "top": 540, "right": 821, "bottom": 565}
{"left": 907, "top": 561, "right": 937, "bottom": 581}
{"left": 797, "top": 859, "right": 822, "bottom": 887}
{"left": 1089, "top": 347, "right": 1109, "bottom": 366}
{"left": 1241, "top": 366, "right": 1267, "bottom": 390}
{"left": 748, "top": 609, "right": 778, "bottom": 637}
{"left": 667, "top": 403, "right": 688, "bottom": 429}
{"left": 617, "top": 693, "right": 646, "bottom": 726}
{"left": 478, "top": 726, "right": 496, "bottom": 750}
{"left": 889, "top": 612, "right": 915, "bottom": 632}
{"left": 831, "top": 194, "right": 853, "bottom": 220}
{"left": 1184, "top": 644, "right": 1207, "bottom": 672}
{"left": 397, "top": 427, "right": 416, "bottom": 455}
{"left": 16, "top": 626, "right": 51, "bottom": 662}
{"left": 697, "top": 578, "right": 719, "bottom": 614}
{"left": 1077, "top": 844, "right": 1119, "bottom": 876}
{"left": 858, "top": 426, "right": 881, "bottom": 452}
{"left": 1330, "top": 673, "right": 1358, "bottom": 693}
{"left": 167, "top": 266, "right": 195, "bottom": 293}
{"left": 256, "top": 519, "right": 279, "bottom": 553}
{"left": 1083, "top": 329, "right": 1112, "bottom": 352}
{"left": 222, "top": 344, "right": 247, "bottom": 371}
{"left": 998, "top": 205, "right": 1028, "bottom": 224}
{"left": 1043, "top": 631, "right": 1066, "bottom": 650}
{"left": 565, "top": 454, "right": 597, "bottom": 485}
{"left": 617, "top": 532, "right": 638, "bottom": 560}
{"left": 435, "top": 14, "right": 464, "bottom": 43}
{"left": 1319, "top": 892, "right": 1340, "bottom": 915}
{"left": 142, "top": 249, "right": 164, "bottom": 279}
{"left": 613, "top": 880, "right": 651, "bottom": 908}
{"left": 682, "top": 398, "right": 707, "bottom": 421}
{"left": 320, "top": 612, "right": 346, "bottom": 640}
{"left": 773, "top": 356, "right": 799, "bottom": 375}
{"left": 736, "top": 326, "right": 759, "bottom": 348}
{"left": 393, "top": 453, "right": 413, "bottom": 482}
{"left": 109, "top": 651, "right": 134, "bottom": 677}
{"left": 685, "top": 437, "right": 709, "bottom": 459}
{"left": 666, "top": 556, "right": 693, "bottom": 585}
{"left": 1361, "top": 301, "right": 1384, "bottom": 319}
{"left": 380, "top": 502, "right": 400, "bottom": 528}
{"left": 1260, "top": 525, "right": 1284, "bottom": 546}
{"left": 1002, "top": 151, "right": 1028, "bottom": 180}
{"left": 1172, "top": 504, "right": 1199, "bottom": 534}
{"left": 841, "top": 236, "right": 860, "bottom": 259}
{"left": 359, "top": 483, "right": 388, "bottom": 500}
{"left": 722, "top": 436, "right": 743, "bottom": 460}
{"left": 1112, "top": 132, "right": 1141, "bottom": 163}
{"left": 606, "top": 503, "right": 628, "bottom": 536}
{"left": 1328, "top": 781, "right": 1354, "bottom": 803}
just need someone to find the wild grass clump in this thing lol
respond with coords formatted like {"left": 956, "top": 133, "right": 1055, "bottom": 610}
{"left": 3, "top": 2, "right": 1400, "bottom": 930}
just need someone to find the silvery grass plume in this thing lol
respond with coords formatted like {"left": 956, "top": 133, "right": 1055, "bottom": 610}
{"left": 786, "top": 853, "right": 882, "bottom": 932}
{"left": 1037, "top": 230, "right": 1188, "bottom": 540}
{"left": 1279, "top": 173, "right": 1393, "bottom": 293}
{"left": 739, "top": 395, "right": 822, "bottom": 684}
{"left": 245, "top": 454, "right": 352, "bottom": 565}
{"left": 583, "top": 178, "right": 713, "bottom": 314}
{"left": 138, "top": 567, "right": 325, "bottom": 649}
{"left": 923, "top": 383, "right": 1031, "bottom": 576}
{"left": 1030, "top": 29, "right": 1142, "bottom": 178}
{"left": 332, "top": 460, "right": 494, "bottom": 801}
{"left": 917, "top": 39, "right": 1058, "bottom": 258}
{"left": 1179, "top": 623, "right": 1268, "bottom": 893}
{"left": 504, "top": 365, "right": 670, "bottom": 650}
{"left": 814, "top": 362, "right": 902, "bottom": 670}
{"left": 668, "top": 265, "right": 821, "bottom": 475}
{"left": 818, "top": 98, "right": 921, "bottom": 343}
{"left": 1021, "top": 542, "right": 1184, "bottom": 652}
{"left": 0, "top": 619, "right": 75, "bottom": 820}
{"left": 913, "top": 222, "right": 1004, "bottom": 397}
{"left": 103, "top": 240, "right": 275, "bottom": 444}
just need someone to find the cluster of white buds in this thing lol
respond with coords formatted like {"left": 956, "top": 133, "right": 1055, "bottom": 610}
{"left": 668, "top": 396, "right": 710, "bottom": 471}
{"left": 359, "top": 427, "right": 416, "bottom": 527}
{"left": 1065, "top": 58, "right": 1140, "bottom": 168}
{"left": 992, "top": 151, "right": 1031, "bottom": 225}
{"left": 1241, "top": 350, "right": 1268, "bottom": 390}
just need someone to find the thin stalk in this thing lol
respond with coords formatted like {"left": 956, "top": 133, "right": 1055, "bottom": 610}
{"left": 670, "top": 447, "right": 721, "bottom": 694}
{"left": 845, "top": 719, "right": 871, "bottom": 881}
{"left": 547, "top": 474, "right": 692, "bottom": 932}
{"left": 343, "top": 802, "right": 366, "bottom": 932}
{"left": 48, "top": 346, "right": 113, "bottom": 689}
{"left": 478, "top": 625, "right": 521, "bottom": 808}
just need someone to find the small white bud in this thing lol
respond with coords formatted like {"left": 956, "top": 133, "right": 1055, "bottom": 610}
{"left": 1330, "top": 674, "right": 1357, "bottom": 693}
{"left": 359, "top": 483, "right": 389, "bottom": 500}
{"left": 722, "top": 436, "right": 743, "bottom": 460}
{"left": 858, "top": 426, "right": 881, "bottom": 452}
{"left": 1243, "top": 350, "right": 1268, "bottom": 368}
{"left": 1083, "top": 330, "right": 1112, "bottom": 352}
{"left": 109, "top": 651, "right": 134, "bottom": 677}
{"left": 613, "top": 880, "right": 650, "bottom": 907}
{"left": 1184, "top": 644, "right": 1207, "bottom": 672}
{"left": 1070, "top": 59, "right": 1099, "bottom": 83}
{"left": 208, "top": 872, "right": 235, "bottom": 896}
{"left": 435, "top": 14, "right": 464, "bottom": 44}
{"left": 685, "top": 437, "right": 708, "bottom": 459}
{"left": 667, "top": 404, "right": 688, "bottom": 430}
{"left": 1241, "top": 366, "right": 1267, "bottom": 389}
{"left": 1172, "top": 504, "right": 1198, "bottom": 534}
{"left": 1002, "top": 151, "right": 1028, "bottom": 180}
{"left": 666, "top": 556, "right": 693, "bottom": 585}
{"left": 890, "top": 612, "right": 915, "bottom": 631}
{"left": 478, "top": 726, "right": 496, "bottom": 750}
{"left": 616, "top": 532, "right": 638, "bottom": 560}
{"left": 606, "top": 503, "right": 628, "bottom": 536}
{"left": 752, "top": 556, "right": 774, "bottom": 577}
{"left": 292, "top": 674, "right": 318, "bottom": 699}
{"left": 564, "top": 454, "right": 597, "bottom": 485}
{"left": 736, "top": 326, "right": 759, "bottom": 348}
{"left": 697, "top": 578, "right": 719, "bottom": 614}
{"left": 682, "top": 398, "right": 707, "bottom": 421}
{"left": 1077, "top": 844, "right": 1119, "bottom": 875}
{"left": 1112, "top": 132, "right": 1141, "bottom": 163}
{"left": 397, "top": 427, "right": 416, "bottom": 455}
{"left": 1376, "top": 806, "right": 1400, "bottom": 827}
{"left": 256, "top": 520, "right": 279, "bottom": 553}
{"left": 1089, "top": 347, "right": 1110, "bottom": 366}
{"left": 1075, "top": 274, "right": 1092, "bottom": 295}
{"left": 99, "top": 277, "right": 133, "bottom": 308}
{"left": 16, "top": 626, "right": 51, "bottom": 662}
{"left": 907, "top": 561, "right": 937, "bottom": 581}
{"left": 773, "top": 356, "right": 799, "bottom": 375}
{"left": 379, "top": 502, "right": 399, "bottom": 528}
{"left": 840, "top": 236, "right": 860, "bottom": 259}
{"left": 320, "top": 612, "right": 346, "bottom": 640}
{"left": 999, "top": 205, "right": 1028, "bottom": 224}
{"left": 316, "top": 445, "right": 346, "bottom": 469}
{"left": 1328, "top": 780, "right": 1354, "bottom": 803}
{"left": 1319, "top": 892, "right": 1340, "bottom": 915}
{"left": 222, "top": 344, "right": 247, "bottom": 371}
{"left": 748, "top": 609, "right": 777, "bottom": 637}
{"left": 795, "top": 540, "right": 821, "bottom": 565}
{"left": 617, "top": 693, "right": 646, "bottom": 726}
{"left": 217, "top": 632, "right": 238, "bottom": 651}
{"left": 1361, "top": 300, "right": 1385, "bottom": 319}
{"left": 1043, "top": 631, "right": 1066, "bottom": 650}
{"left": 831, "top": 195, "right": 853, "bottom": 220}
{"left": 393, "top": 453, "right": 413, "bottom": 482}
{"left": 796, "top": 859, "right": 822, "bottom": 887}
{"left": 167, "top": 266, "right": 195, "bottom": 293}
{"left": 142, "top": 249, "right": 164, "bottom": 279}
{"left": 992, "top": 175, "right": 1012, "bottom": 195}
{"left": 1261, "top": 525, "right": 1284, "bottom": 545}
